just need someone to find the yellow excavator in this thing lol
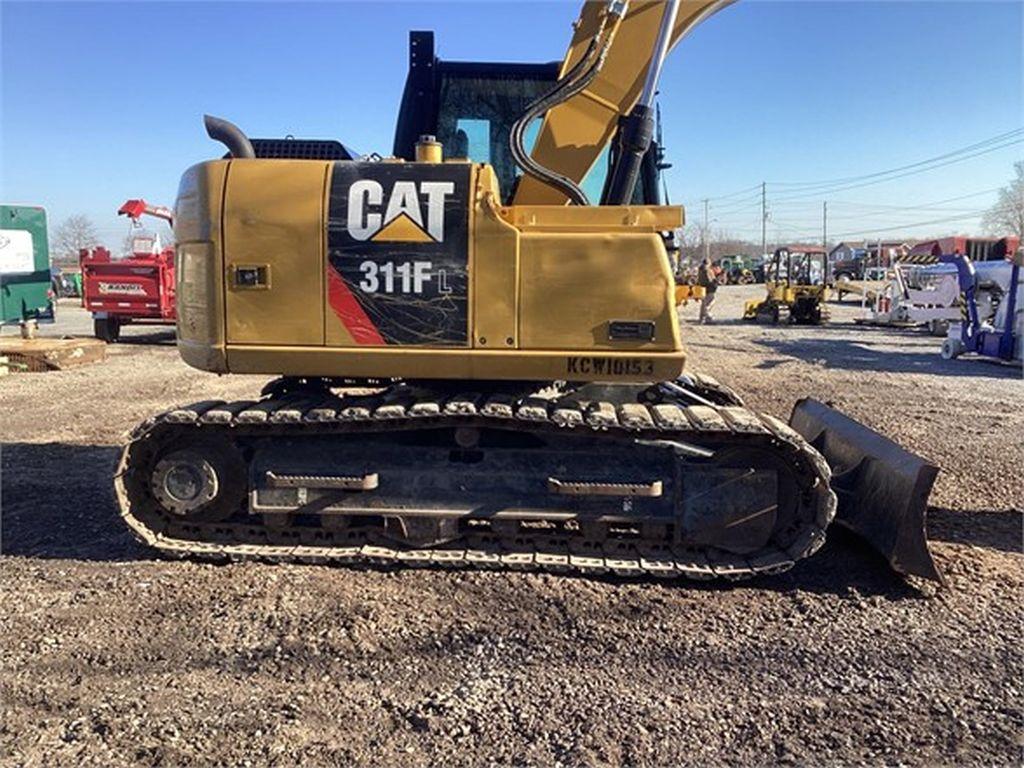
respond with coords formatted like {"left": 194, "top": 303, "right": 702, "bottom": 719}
{"left": 116, "top": 0, "right": 941, "bottom": 582}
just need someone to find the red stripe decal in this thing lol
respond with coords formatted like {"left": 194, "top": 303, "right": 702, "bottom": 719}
{"left": 326, "top": 268, "right": 385, "bottom": 345}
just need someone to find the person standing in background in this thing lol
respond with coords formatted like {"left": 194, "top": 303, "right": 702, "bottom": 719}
{"left": 697, "top": 257, "right": 717, "bottom": 324}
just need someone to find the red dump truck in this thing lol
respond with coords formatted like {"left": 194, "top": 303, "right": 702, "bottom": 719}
{"left": 80, "top": 200, "right": 175, "bottom": 342}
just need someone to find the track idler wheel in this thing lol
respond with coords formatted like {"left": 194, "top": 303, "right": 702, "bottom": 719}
{"left": 149, "top": 439, "right": 246, "bottom": 523}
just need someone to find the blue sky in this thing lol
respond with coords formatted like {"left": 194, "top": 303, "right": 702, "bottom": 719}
{"left": 2, "top": 0, "right": 1021, "bottom": 248}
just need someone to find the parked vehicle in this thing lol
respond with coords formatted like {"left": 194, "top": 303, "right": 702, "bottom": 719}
{"left": 907, "top": 236, "right": 1020, "bottom": 264}
{"left": 79, "top": 200, "right": 176, "bottom": 342}
{"left": 51, "top": 265, "right": 82, "bottom": 298}
{"left": 744, "top": 246, "right": 830, "bottom": 324}
{"left": 941, "top": 249, "right": 1023, "bottom": 362}
{"left": 112, "top": 1, "right": 944, "bottom": 586}
{"left": 830, "top": 246, "right": 869, "bottom": 282}
{"left": 830, "top": 241, "right": 910, "bottom": 282}
{"left": 1, "top": 205, "right": 55, "bottom": 328}
{"left": 855, "top": 263, "right": 961, "bottom": 336}
{"left": 715, "top": 254, "right": 760, "bottom": 284}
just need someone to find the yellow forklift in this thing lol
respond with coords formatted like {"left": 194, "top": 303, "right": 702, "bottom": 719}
{"left": 744, "top": 246, "right": 831, "bottom": 324}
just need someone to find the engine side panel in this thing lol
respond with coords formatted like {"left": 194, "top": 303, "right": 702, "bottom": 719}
{"left": 223, "top": 160, "right": 328, "bottom": 346}
{"left": 518, "top": 231, "right": 678, "bottom": 351}
{"left": 175, "top": 158, "right": 687, "bottom": 382}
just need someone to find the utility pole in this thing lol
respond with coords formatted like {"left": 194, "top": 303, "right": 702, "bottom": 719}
{"left": 760, "top": 182, "right": 767, "bottom": 256}
{"left": 822, "top": 201, "right": 828, "bottom": 250}
{"left": 702, "top": 198, "right": 710, "bottom": 261}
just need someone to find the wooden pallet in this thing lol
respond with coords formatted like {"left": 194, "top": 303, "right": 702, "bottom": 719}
{"left": 0, "top": 338, "right": 106, "bottom": 372}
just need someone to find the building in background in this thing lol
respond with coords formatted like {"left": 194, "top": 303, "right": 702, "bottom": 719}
{"left": 829, "top": 240, "right": 910, "bottom": 279}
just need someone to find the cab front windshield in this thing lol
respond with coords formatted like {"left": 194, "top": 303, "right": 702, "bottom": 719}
{"left": 790, "top": 252, "right": 825, "bottom": 285}
{"left": 769, "top": 250, "right": 825, "bottom": 284}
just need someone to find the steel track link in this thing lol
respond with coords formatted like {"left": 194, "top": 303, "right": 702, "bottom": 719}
{"left": 114, "top": 382, "right": 837, "bottom": 581}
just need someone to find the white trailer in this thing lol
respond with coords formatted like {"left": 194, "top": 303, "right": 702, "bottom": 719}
{"left": 854, "top": 263, "right": 962, "bottom": 336}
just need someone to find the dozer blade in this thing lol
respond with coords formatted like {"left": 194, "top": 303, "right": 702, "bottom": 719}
{"left": 789, "top": 398, "right": 943, "bottom": 583}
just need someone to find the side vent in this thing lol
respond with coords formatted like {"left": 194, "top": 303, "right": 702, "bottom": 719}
{"left": 225, "top": 139, "right": 356, "bottom": 161}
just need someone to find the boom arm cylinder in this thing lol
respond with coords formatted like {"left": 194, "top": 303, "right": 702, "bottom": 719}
{"left": 602, "top": 0, "right": 680, "bottom": 205}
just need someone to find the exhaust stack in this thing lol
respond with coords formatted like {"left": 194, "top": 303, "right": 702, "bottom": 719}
{"left": 204, "top": 114, "right": 255, "bottom": 159}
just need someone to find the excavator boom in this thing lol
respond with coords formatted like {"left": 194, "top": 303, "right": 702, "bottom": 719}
{"left": 513, "top": 0, "right": 735, "bottom": 205}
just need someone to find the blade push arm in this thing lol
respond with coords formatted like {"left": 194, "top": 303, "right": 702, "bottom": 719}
{"left": 512, "top": 0, "right": 735, "bottom": 206}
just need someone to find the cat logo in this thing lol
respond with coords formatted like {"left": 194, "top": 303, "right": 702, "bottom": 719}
{"left": 347, "top": 179, "right": 455, "bottom": 243}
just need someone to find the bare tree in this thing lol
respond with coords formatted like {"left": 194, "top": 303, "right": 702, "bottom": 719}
{"left": 982, "top": 161, "right": 1024, "bottom": 240}
{"left": 51, "top": 214, "right": 99, "bottom": 264}
{"left": 679, "top": 226, "right": 761, "bottom": 264}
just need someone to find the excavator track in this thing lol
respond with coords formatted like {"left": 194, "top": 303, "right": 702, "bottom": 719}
{"left": 115, "top": 376, "right": 837, "bottom": 581}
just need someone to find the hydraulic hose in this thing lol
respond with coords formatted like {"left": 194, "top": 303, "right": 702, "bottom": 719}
{"left": 510, "top": 4, "right": 623, "bottom": 205}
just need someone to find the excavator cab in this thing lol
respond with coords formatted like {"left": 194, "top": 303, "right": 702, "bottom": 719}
{"left": 744, "top": 246, "right": 831, "bottom": 324}
{"left": 393, "top": 31, "right": 668, "bottom": 207}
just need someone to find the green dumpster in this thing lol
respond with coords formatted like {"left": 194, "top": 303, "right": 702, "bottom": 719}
{"left": 1, "top": 205, "right": 54, "bottom": 326}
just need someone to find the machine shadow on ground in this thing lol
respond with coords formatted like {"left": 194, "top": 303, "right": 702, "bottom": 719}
{"left": 678, "top": 317, "right": 770, "bottom": 329}
{"left": 926, "top": 507, "right": 1023, "bottom": 555}
{"left": 705, "top": 530, "right": 926, "bottom": 600}
{"left": 752, "top": 333, "right": 1022, "bottom": 379}
{"left": 1, "top": 443, "right": 148, "bottom": 562}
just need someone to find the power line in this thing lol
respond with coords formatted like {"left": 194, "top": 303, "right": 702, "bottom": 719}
{"left": 705, "top": 183, "right": 763, "bottom": 202}
{"left": 679, "top": 130, "right": 1017, "bottom": 213}
{"left": 768, "top": 127, "right": 1024, "bottom": 189}
{"left": 828, "top": 209, "right": 989, "bottom": 239}
{"left": 821, "top": 208, "right": 983, "bottom": 222}
{"left": 680, "top": 187, "right": 762, "bottom": 209}
{"left": 769, "top": 138, "right": 1022, "bottom": 201}
{"left": 759, "top": 190, "right": 1005, "bottom": 225}
{"left": 678, "top": 132, "right": 1017, "bottom": 244}
{"left": 740, "top": 208, "right": 987, "bottom": 231}
{"left": 709, "top": 188, "right": 762, "bottom": 205}
{"left": 708, "top": 198, "right": 762, "bottom": 215}
{"left": 769, "top": 218, "right": 823, "bottom": 234}
{"left": 713, "top": 205, "right": 996, "bottom": 242}
{"left": 819, "top": 187, "right": 1001, "bottom": 210}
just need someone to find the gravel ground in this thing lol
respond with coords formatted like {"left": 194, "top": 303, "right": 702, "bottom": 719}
{"left": 1, "top": 289, "right": 1021, "bottom": 766}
